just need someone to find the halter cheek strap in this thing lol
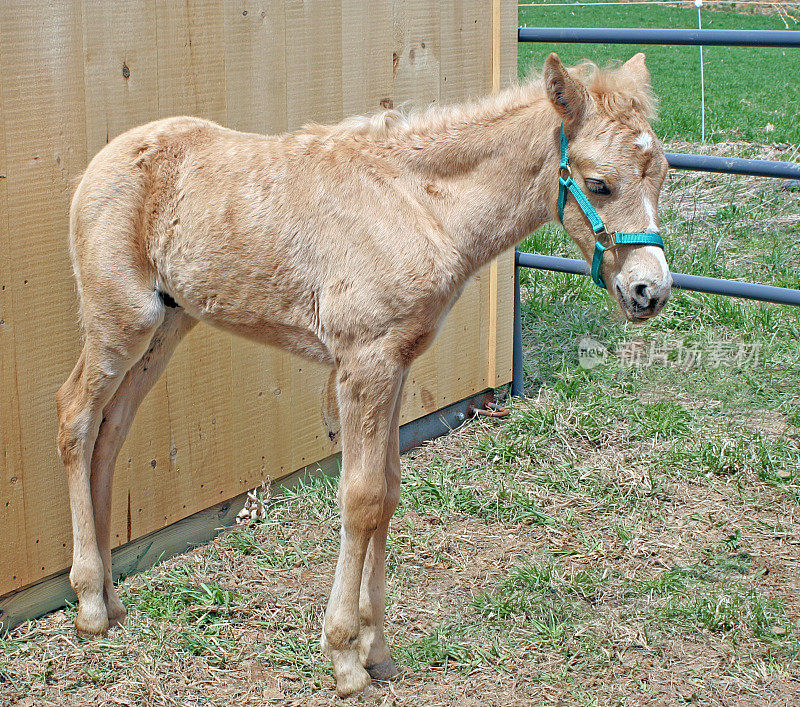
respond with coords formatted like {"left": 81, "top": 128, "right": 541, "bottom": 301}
{"left": 557, "top": 124, "right": 665, "bottom": 289}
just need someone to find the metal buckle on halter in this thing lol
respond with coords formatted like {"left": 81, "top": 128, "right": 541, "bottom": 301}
{"left": 595, "top": 226, "right": 616, "bottom": 249}
{"left": 559, "top": 165, "right": 572, "bottom": 181}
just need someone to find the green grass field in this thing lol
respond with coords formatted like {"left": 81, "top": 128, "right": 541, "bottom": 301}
{"left": 519, "top": 2, "right": 800, "bottom": 144}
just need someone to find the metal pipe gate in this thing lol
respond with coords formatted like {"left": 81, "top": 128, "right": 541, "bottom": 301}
{"left": 511, "top": 25, "right": 800, "bottom": 397}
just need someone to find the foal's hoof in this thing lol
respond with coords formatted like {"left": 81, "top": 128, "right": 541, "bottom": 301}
{"left": 105, "top": 588, "right": 128, "bottom": 628}
{"left": 107, "top": 603, "right": 127, "bottom": 628}
{"left": 335, "top": 663, "right": 372, "bottom": 699}
{"left": 75, "top": 608, "right": 109, "bottom": 638}
{"left": 366, "top": 657, "right": 401, "bottom": 682}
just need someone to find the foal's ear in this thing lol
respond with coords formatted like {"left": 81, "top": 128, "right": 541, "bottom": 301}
{"left": 621, "top": 52, "right": 651, "bottom": 87}
{"left": 544, "top": 53, "right": 588, "bottom": 135}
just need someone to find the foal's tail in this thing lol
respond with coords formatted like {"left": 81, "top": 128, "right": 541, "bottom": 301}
{"left": 69, "top": 159, "right": 147, "bottom": 333}
{"left": 67, "top": 120, "right": 185, "bottom": 336}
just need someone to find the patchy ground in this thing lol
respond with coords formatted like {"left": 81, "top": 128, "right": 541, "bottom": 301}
{"left": 2, "top": 147, "right": 799, "bottom": 706}
{"left": 1, "top": 411, "right": 799, "bottom": 706}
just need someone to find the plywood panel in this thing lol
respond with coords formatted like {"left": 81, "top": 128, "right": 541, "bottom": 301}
{"left": 285, "top": 0, "right": 343, "bottom": 128}
{"left": 0, "top": 22, "right": 26, "bottom": 591}
{"left": 224, "top": 0, "right": 288, "bottom": 134}
{"left": 156, "top": 0, "right": 227, "bottom": 121}
{"left": 342, "top": 0, "right": 393, "bottom": 116}
{"left": 497, "top": 0, "right": 517, "bottom": 386}
{"left": 432, "top": 273, "right": 490, "bottom": 419}
{"left": 500, "top": 0, "right": 518, "bottom": 86}
{"left": 0, "top": 0, "right": 88, "bottom": 594}
{"left": 392, "top": 0, "right": 441, "bottom": 107}
{"left": 487, "top": 0, "right": 517, "bottom": 388}
{"left": 0, "top": 0, "right": 517, "bottom": 597}
{"left": 492, "top": 251, "right": 515, "bottom": 387}
{"left": 81, "top": 1, "right": 159, "bottom": 155}
{"left": 439, "top": 0, "right": 492, "bottom": 102}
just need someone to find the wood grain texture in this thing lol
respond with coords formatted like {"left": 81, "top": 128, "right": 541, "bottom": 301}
{"left": 341, "top": 0, "right": 393, "bottom": 116}
{"left": 486, "top": 1, "right": 517, "bottom": 388}
{"left": 156, "top": 0, "right": 227, "bottom": 121}
{"left": 223, "top": 0, "right": 287, "bottom": 134}
{"left": 0, "top": 10, "right": 24, "bottom": 594}
{"left": 392, "top": 0, "right": 440, "bottom": 108}
{"left": 500, "top": 0, "right": 518, "bottom": 87}
{"left": 491, "top": 252, "right": 516, "bottom": 387}
{"left": 439, "top": 0, "right": 492, "bottom": 103}
{"left": 0, "top": 0, "right": 517, "bottom": 597}
{"left": 285, "top": 0, "right": 344, "bottom": 128}
{"left": 0, "top": 0, "right": 89, "bottom": 594}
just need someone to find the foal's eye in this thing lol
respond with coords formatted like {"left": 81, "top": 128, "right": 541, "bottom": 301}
{"left": 585, "top": 178, "right": 611, "bottom": 196}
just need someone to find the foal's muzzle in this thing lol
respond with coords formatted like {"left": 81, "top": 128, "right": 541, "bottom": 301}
{"left": 614, "top": 274, "right": 672, "bottom": 322}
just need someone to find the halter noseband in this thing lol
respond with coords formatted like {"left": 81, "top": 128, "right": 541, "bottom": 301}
{"left": 557, "top": 124, "right": 665, "bottom": 289}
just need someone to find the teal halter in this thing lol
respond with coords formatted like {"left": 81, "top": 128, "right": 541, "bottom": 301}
{"left": 557, "top": 124, "right": 665, "bottom": 288}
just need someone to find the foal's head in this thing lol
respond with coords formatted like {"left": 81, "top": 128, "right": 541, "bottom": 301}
{"left": 544, "top": 53, "right": 671, "bottom": 322}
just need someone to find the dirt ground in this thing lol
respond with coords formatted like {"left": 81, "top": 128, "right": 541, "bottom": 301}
{"left": 3, "top": 408, "right": 800, "bottom": 706}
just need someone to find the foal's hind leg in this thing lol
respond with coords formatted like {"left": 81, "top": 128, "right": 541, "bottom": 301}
{"left": 90, "top": 308, "right": 196, "bottom": 626}
{"left": 57, "top": 296, "right": 165, "bottom": 637}
{"left": 358, "top": 371, "right": 407, "bottom": 680}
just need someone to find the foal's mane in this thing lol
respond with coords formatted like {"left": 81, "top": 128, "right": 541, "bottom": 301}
{"left": 315, "top": 59, "right": 657, "bottom": 141}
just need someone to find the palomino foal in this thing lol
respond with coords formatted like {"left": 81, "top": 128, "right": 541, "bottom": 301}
{"left": 58, "top": 53, "right": 671, "bottom": 696}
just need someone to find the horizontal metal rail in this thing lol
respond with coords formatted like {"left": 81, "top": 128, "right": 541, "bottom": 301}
{"left": 515, "top": 251, "right": 800, "bottom": 307}
{"left": 518, "top": 27, "right": 800, "bottom": 47}
{"left": 511, "top": 251, "right": 800, "bottom": 396}
{"left": 666, "top": 153, "right": 800, "bottom": 180}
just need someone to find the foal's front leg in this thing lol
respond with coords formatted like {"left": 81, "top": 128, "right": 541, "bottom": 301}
{"left": 357, "top": 371, "right": 406, "bottom": 679}
{"left": 322, "top": 353, "right": 403, "bottom": 698}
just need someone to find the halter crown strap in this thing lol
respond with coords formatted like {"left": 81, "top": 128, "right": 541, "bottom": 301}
{"left": 557, "top": 124, "right": 665, "bottom": 288}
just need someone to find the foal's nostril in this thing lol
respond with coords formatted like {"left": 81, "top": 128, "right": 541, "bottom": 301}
{"left": 631, "top": 281, "right": 656, "bottom": 310}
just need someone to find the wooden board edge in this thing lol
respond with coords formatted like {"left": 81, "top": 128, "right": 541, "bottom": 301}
{"left": 0, "top": 389, "right": 496, "bottom": 634}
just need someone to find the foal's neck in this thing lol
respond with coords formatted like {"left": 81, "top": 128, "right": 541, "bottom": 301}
{"left": 391, "top": 91, "right": 560, "bottom": 276}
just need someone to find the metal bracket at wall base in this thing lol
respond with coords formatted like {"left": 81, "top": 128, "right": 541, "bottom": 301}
{"left": 0, "top": 389, "right": 499, "bottom": 635}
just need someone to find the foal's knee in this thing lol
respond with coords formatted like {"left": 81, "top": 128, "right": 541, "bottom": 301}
{"left": 340, "top": 479, "right": 387, "bottom": 535}
{"left": 380, "top": 455, "right": 401, "bottom": 522}
{"left": 382, "top": 483, "right": 400, "bottom": 523}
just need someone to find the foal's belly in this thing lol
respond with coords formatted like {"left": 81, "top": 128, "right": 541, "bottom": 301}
{"left": 157, "top": 259, "right": 334, "bottom": 365}
{"left": 195, "top": 306, "right": 335, "bottom": 365}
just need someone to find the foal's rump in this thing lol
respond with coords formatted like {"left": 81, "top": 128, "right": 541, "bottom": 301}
{"left": 66, "top": 119, "right": 206, "bottom": 340}
{"left": 69, "top": 117, "right": 327, "bottom": 358}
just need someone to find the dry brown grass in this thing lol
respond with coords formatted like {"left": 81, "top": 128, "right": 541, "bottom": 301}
{"left": 2, "top": 411, "right": 800, "bottom": 706}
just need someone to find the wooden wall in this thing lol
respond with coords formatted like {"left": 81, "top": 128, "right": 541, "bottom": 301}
{"left": 0, "top": 0, "right": 517, "bottom": 598}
